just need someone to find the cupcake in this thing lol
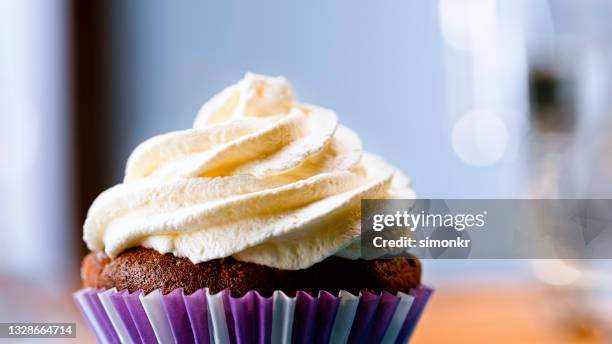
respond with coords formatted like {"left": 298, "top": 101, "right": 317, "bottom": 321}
{"left": 75, "top": 73, "right": 431, "bottom": 344}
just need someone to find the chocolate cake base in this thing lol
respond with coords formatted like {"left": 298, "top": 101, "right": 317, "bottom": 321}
{"left": 81, "top": 247, "right": 421, "bottom": 296}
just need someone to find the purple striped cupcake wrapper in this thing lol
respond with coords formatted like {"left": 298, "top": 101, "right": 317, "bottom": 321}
{"left": 74, "top": 287, "right": 432, "bottom": 344}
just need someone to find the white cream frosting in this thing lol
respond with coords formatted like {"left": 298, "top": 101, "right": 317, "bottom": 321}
{"left": 83, "top": 73, "right": 415, "bottom": 270}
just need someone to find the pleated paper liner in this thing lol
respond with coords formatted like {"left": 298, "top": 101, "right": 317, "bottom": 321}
{"left": 74, "top": 286, "right": 432, "bottom": 344}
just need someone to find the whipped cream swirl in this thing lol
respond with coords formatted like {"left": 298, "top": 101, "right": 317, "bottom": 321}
{"left": 84, "top": 73, "right": 414, "bottom": 270}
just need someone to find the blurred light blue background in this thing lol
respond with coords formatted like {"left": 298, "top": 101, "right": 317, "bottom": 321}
{"left": 109, "top": 1, "right": 506, "bottom": 198}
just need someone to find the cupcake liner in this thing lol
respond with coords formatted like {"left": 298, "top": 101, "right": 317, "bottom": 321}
{"left": 74, "top": 286, "right": 432, "bottom": 344}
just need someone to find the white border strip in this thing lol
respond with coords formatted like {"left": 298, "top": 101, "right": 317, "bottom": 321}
{"left": 140, "top": 289, "right": 174, "bottom": 344}
{"left": 98, "top": 288, "right": 134, "bottom": 344}
{"left": 329, "top": 290, "right": 359, "bottom": 344}
{"left": 206, "top": 289, "right": 230, "bottom": 344}
{"left": 380, "top": 292, "right": 415, "bottom": 344}
{"left": 74, "top": 289, "right": 110, "bottom": 344}
{"left": 271, "top": 291, "right": 296, "bottom": 344}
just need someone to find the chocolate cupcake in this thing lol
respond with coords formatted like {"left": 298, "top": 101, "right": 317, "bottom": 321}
{"left": 82, "top": 247, "right": 421, "bottom": 297}
{"left": 75, "top": 73, "right": 431, "bottom": 344}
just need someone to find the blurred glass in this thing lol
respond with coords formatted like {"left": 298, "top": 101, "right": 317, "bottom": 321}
{"left": 525, "top": 0, "right": 612, "bottom": 341}
{"left": 439, "top": 0, "right": 612, "bottom": 340}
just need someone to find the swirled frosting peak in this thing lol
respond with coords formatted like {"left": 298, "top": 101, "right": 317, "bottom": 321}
{"left": 83, "top": 73, "right": 414, "bottom": 270}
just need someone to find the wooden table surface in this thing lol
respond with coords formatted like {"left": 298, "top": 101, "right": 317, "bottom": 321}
{"left": 410, "top": 284, "right": 606, "bottom": 344}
